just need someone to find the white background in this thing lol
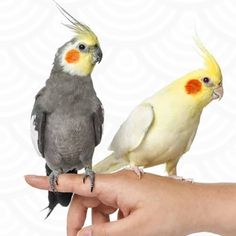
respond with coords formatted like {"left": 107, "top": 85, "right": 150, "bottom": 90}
{"left": 1, "top": 0, "right": 236, "bottom": 235}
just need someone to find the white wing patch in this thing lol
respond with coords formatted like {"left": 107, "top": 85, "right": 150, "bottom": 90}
{"left": 30, "top": 115, "right": 41, "bottom": 156}
{"left": 109, "top": 104, "right": 154, "bottom": 157}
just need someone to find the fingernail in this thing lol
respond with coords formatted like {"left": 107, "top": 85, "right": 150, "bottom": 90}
{"left": 24, "top": 175, "right": 38, "bottom": 181}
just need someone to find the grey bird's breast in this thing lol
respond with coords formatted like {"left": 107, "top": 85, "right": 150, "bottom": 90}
{"left": 45, "top": 109, "right": 95, "bottom": 172}
{"left": 42, "top": 76, "right": 99, "bottom": 172}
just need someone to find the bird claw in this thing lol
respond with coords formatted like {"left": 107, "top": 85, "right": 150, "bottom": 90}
{"left": 126, "top": 166, "right": 144, "bottom": 179}
{"left": 83, "top": 167, "right": 95, "bottom": 192}
{"left": 49, "top": 171, "right": 62, "bottom": 192}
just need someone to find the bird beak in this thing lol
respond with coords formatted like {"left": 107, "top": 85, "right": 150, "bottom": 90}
{"left": 212, "top": 84, "right": 224, "bottom": 100}
{"left": 93, "top": 47, "right": 103, "bottom": 64}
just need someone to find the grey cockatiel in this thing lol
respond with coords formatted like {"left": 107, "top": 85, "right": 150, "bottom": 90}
{"left": 30, "top": 3, "right": 104, "bottom": 217}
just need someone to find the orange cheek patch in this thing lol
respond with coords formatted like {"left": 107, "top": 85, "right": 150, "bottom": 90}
{"left": 185, "top": 79, "right": 202, "bottom": 94}
{"left": 65, "top": 49, "right": 80, "bottom": 63}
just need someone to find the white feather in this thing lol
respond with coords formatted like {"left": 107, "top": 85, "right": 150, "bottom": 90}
{"left": 109, "top": 104, "right": 154, "bottom": 157}
{"left": 60, "top": 41, "right": 88, "bottom": 77}
{"left": 30, "top": 115, "right": 41, "bottom": 156}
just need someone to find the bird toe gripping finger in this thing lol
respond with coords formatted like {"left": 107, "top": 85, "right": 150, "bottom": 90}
{"left": 49, "top": 171, "right": 61, "bottom": 192}
{"left": 128, "top": 165, "right": 144, "bottom": 179}
{"left": 83, "top": 167, "right": 95, "bottom": 192}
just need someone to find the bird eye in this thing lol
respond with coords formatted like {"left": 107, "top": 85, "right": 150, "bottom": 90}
{"left": 203, "top": 77, "right": 210, "bottom": 84}
{"left": 78, "top": 44, "right": 86, "bottom": 50}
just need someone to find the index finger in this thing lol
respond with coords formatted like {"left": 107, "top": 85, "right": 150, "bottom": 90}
{"left": 24, "top": 173, "right": 110, "bottom": 198}
{"left": 25, "top": 170, "right": 144, "bottom": 209}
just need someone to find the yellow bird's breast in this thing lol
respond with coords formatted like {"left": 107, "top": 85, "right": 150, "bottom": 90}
{"left": 128, "top": 90, "right": 202, "bottom": 167}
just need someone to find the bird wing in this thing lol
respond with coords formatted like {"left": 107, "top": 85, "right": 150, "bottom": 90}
{"left": 109, "top": 104, "right": 154, "bottom": 157}
{"left": 93, "top": 101, "right": 104, "bottom": 146}
{"left": 30, "top": 87, "right": 47, "bottom": 157}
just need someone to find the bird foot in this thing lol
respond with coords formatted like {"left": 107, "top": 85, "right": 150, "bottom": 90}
{"left": 126, "top": 166, "right": 144, "bottom": 179}
{"left": 83, "top": 167, "right": 95, "bottom": 192}
{"left": 169, "top": 175, "right": 194, "bottom": 183}
{"left": 49, "top": 170, "right": 63, "bottom": 192}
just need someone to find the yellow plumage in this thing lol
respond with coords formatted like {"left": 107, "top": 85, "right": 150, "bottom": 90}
{"left": 93, "top": 39, "right": 223, "bottom": 176}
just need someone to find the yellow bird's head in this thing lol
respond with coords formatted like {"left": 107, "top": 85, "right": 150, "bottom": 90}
{"left": 55, "top": 3, "right": 102, "bottom": 77}
{"left": 174, "top": 38, "right": 223, "bottom": 108}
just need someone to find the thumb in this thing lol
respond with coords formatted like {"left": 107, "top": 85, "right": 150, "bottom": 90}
{"left": 77, "top": 215, "right": 140, "bottom": 236}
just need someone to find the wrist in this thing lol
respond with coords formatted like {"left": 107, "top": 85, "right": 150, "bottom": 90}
{"left": 183, "top": 183, "right": 236, "bottom": 235}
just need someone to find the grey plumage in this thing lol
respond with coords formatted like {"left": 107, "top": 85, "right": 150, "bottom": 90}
{"left": 31, "top": 38, "right": 104, "bottom": 216}
{"left": 33, "top": 61, "right": 103, "bottom": 171}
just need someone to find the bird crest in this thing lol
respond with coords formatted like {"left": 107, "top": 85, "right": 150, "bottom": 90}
{"left": 55, "top": 1, "right": 98, "bottom": 45}
{"left": 194, "top": 36, "right": 222, "bottom": 81}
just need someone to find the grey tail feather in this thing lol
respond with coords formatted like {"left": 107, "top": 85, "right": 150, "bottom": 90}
{"left": 44, "top": 164, "right": 77, "bottom": 219}
{"left": 43, "top": 205, "right": 55, "bottom": 220}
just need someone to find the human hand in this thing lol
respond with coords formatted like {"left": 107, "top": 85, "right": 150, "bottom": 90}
{"left": 25, "top": 170, "right": 236, "bottom": 236}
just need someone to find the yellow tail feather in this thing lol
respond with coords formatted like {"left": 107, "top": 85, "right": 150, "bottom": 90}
{"left": 93, "top": 153, "right": 128, "bottom": 173}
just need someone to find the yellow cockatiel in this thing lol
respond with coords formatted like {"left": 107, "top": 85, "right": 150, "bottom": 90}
{"left": 94, "top": 40, "right": 223, "bottom": 177}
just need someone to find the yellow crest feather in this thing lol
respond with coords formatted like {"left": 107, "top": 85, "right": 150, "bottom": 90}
{"left": 55, "top": 1, "right": 98, "bottom": 44}
{"left": 194, "top": 36, "right": 222, "bottom": 80}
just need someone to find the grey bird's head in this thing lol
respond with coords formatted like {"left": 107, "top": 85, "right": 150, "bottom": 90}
{"left": 53, "top": 2, "right": 103, "bottom": 77}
